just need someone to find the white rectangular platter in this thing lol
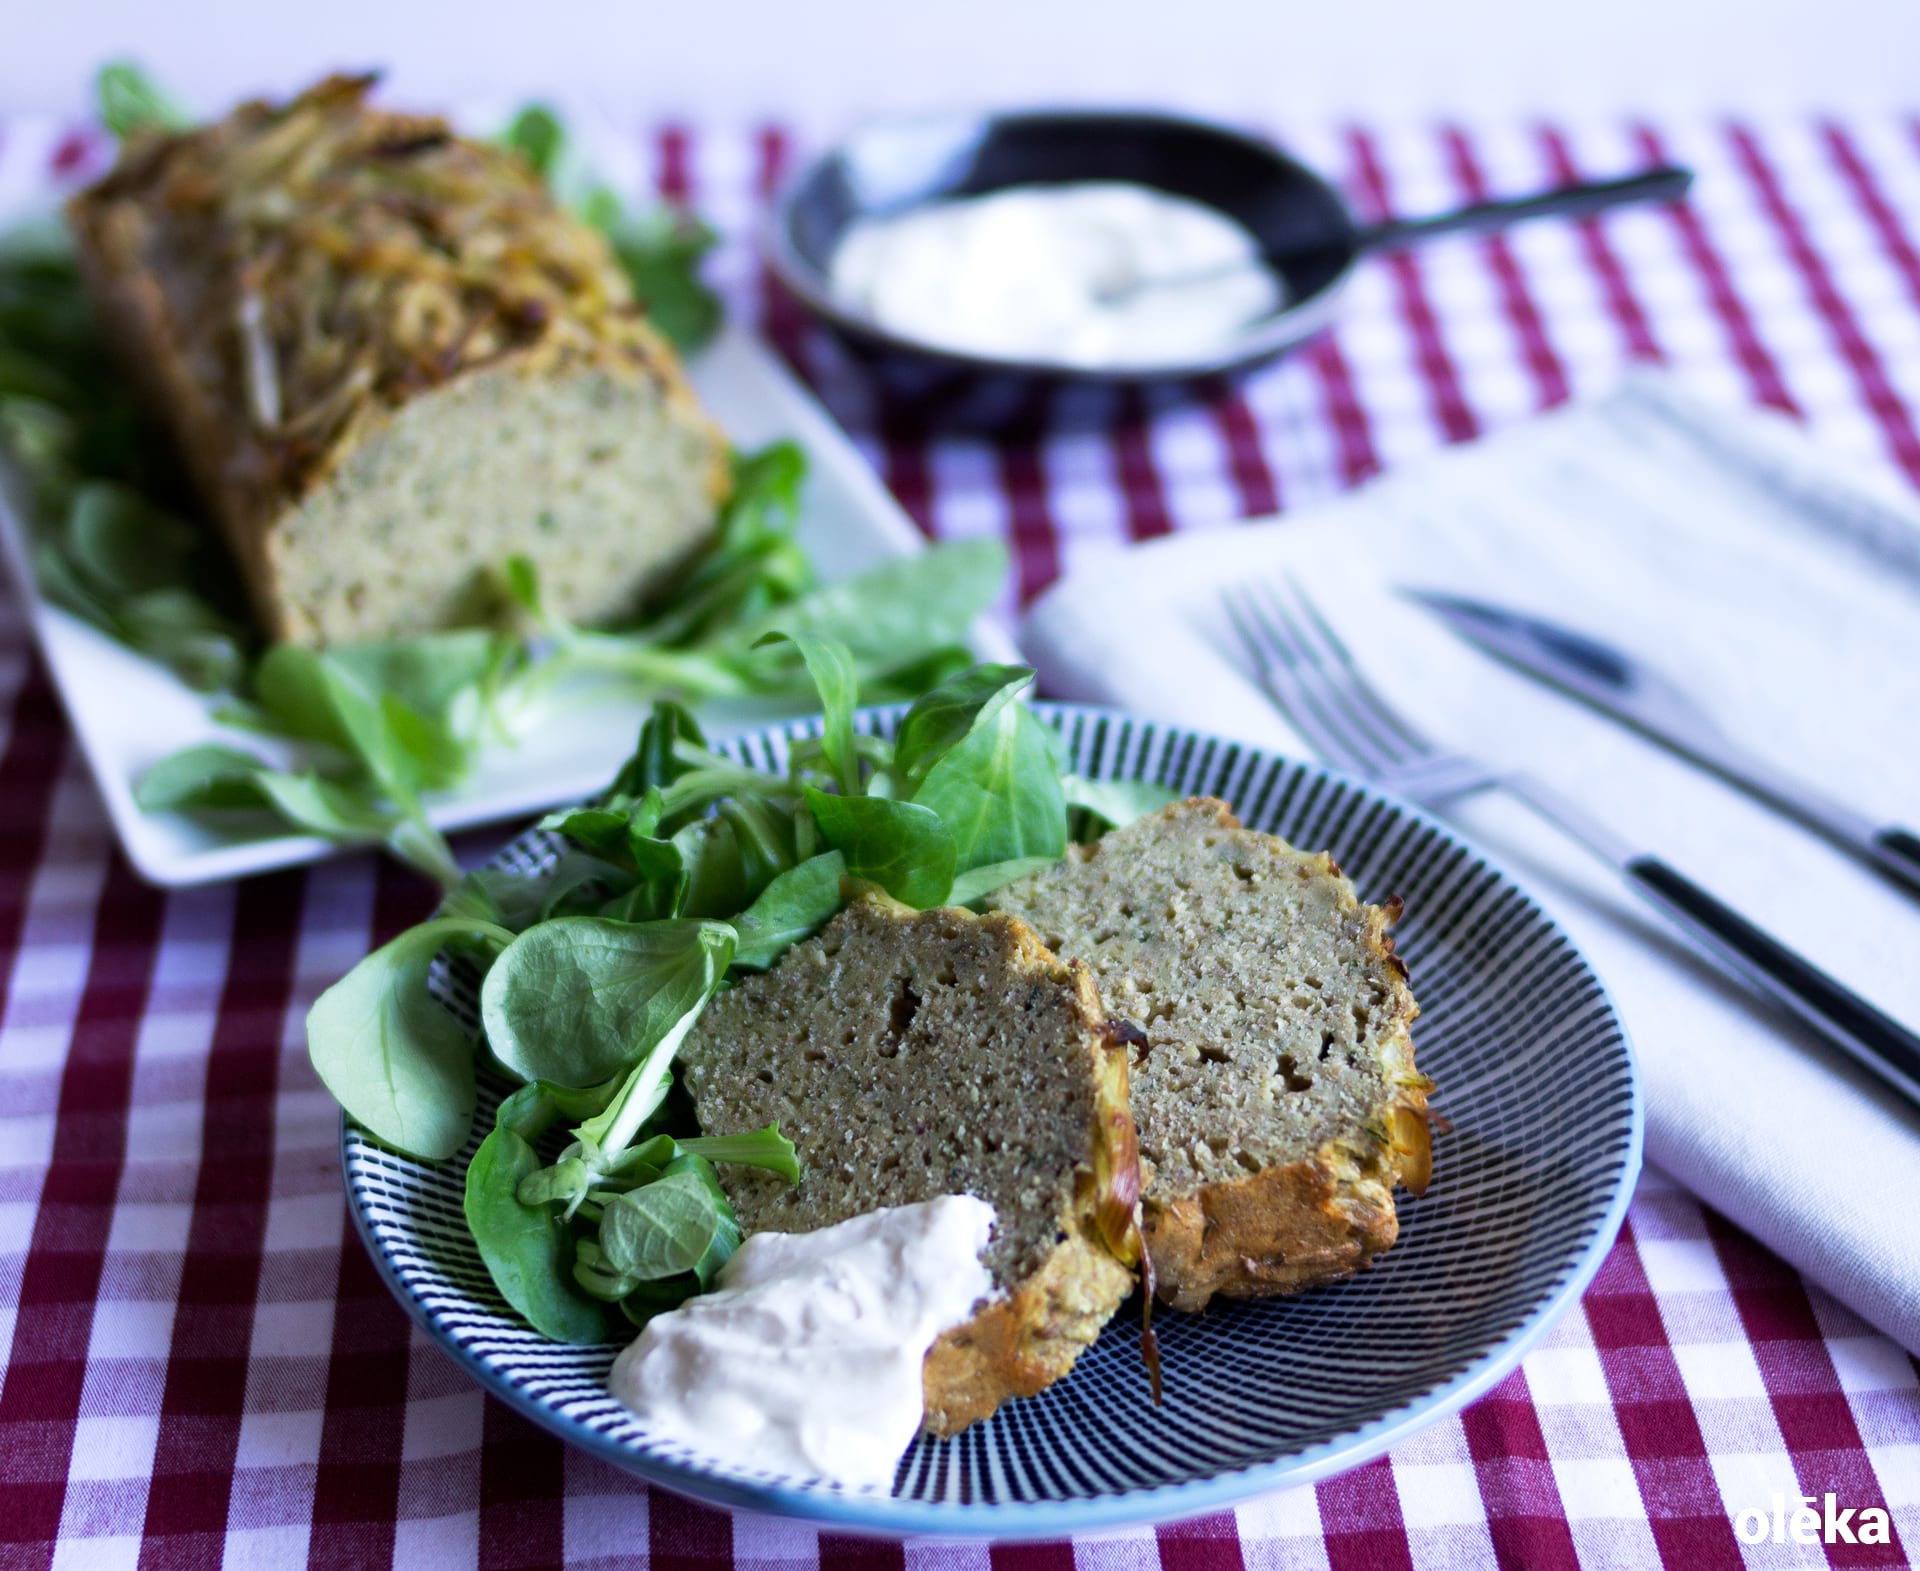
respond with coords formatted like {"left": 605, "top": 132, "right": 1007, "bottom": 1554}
{"left": 0, "top": 324, "right": 1015, "bottom": 885}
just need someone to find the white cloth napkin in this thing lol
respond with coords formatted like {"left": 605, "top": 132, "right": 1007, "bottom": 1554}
{"left": 1021, "top": 378, "right": 1920, "bottom": 1353}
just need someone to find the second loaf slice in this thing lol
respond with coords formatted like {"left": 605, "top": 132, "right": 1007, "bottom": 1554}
{"left": 990, "top": 798, "right": 1432, "bottom": 1312}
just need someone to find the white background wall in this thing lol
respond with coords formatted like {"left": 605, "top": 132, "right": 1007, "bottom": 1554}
{"left": 4, "top": 0, "right": 1917, "bottom": 122}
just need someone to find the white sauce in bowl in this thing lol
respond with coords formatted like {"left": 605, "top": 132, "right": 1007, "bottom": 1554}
{"left": 608, "top": 1195, "right": 998, "bottom": 1490}
{"left": 829, "top": 181, "right": 1286, "bottom": 369}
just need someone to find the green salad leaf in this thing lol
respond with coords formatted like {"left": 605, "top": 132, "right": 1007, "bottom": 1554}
{"left": 500, "top": 103, "right": 568, "bottom": 181}
{"left": 729, "top": 851, "right": 847, "bottom": 969}
{"left": 498, "top": 102, "right": 722, "bottom": 353}
{"left": 602, "top": 210, "right": 724, "bottom": 355}
{"left": 912, "top": 700, "right": 1068, "bottom": 874}
{"left": 325, "top": 630, "right": 516, "bottom": 733}
{"left": 307, "top": 916, "right": 514, "bottom": 1160}
{"left": 945, "top": 855, "right": 1063, "bottom": 907}
{"left": 732, "top": 535, "right": 1005, "bottom": 672}
{"left": 480, "top": 917, "right": 735, "bottom": 1088}
{"left": 759, "top": 631, "right": 861, "bottom": 795}
{"left": 1064, "top": 774, "right": 1181, "bottom": 834}
{"left": 97, "top": 61, "right": 191, "bottom": 140}
{"left": 889, "top": 663, "right": 1034, "bottom": 790}
{"left": 250, "top": 771, "right": 404, "bottom": 844}
{"left": 678, "top": 1123, "right": 800, "bottom": 1183}
{"left": 802, "top": 788, "right": 957, "bottom": 908}
{"left": 598, "top": 1168, "right": 722, "bottom": 1281}
{"left": 663, "top": 1153, "right": 745, "bottom": 1290}
{"left": 2, "top": 368, "right": 249, "bottom": 688}
{"left": 466, "top": 1112, "right": 611, "bottom": 1343}
{"left": 133, "top": 743, "right": 284, "bottom": 812}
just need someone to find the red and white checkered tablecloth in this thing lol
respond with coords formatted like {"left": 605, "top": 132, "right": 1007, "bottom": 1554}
{"left": 2, "top": 112, "right": 1919, "bottom": 1570}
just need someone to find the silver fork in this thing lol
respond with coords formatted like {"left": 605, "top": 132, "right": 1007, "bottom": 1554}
{"left": 1227, "top": 576, "right": 1920, "bottom": 1111}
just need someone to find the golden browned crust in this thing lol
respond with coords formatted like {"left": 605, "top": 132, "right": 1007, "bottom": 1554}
{"left": 1144, "top": 1160, "right": 1388, "bottom": 1312}
{"left": 66, "top": 187, "right": 285, "bottom": 608}
{"left": 65, "top": 75, "right": 729, "bottom": 643}
{"left": 1142, "top": 1118, "right": 1429, "bottom": 1313}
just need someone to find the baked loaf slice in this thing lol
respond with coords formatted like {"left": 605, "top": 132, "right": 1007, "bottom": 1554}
{"left": 66, "top": 75, "right": 728, "bottom": 646}
{"left": 990, "top": 798, "right": 1430, "bottom": 1313}
{"left": 680, "top": 895, "right": 1141, "bottom": 1435}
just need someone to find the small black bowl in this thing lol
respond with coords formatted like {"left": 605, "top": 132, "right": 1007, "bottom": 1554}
{"left": 765, "top": 109, "right": 1356, "bottom": 429}
{"left": 767, "top": 110, "right": 1690, "bottom": 431}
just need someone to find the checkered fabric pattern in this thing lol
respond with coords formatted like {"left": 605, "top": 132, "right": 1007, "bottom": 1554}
{"left": 1, "top": 111, "right": 1918, "bottom": 1569}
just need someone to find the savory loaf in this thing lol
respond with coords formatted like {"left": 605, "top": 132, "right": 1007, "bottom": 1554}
{"left": 679, "top": 896, "right": 1141, "bottom": 1436}
{"left": 66, "top": 75, "right": 729, "bottom": 646}
{"left": 990, "top": 798, "right": 1430, "bottom": 1313}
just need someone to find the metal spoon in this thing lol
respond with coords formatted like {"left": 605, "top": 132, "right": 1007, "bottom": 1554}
{"left": 1093, "top": 165, "right": 1693, "bottom": 307}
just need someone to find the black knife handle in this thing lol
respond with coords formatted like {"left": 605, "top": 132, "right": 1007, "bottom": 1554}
{"left": 1624, "top": 856, "right": 1920, "bottom": 1110}
{"left": 1872, "top": 828, "right": 1920, "bottom": 895}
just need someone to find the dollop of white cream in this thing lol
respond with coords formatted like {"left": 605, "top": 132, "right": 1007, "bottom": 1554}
{"left": 830, "top": 181, "right": 1285, "bottom": 369}
{"left": 608, "top": 1194, "right": 997, "bottom": 1490}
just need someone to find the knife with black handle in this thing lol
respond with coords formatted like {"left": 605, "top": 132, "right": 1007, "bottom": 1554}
{"left": 1626, "top": 854, "right": 1920, "bottom": 1105}
{"left": 1488, "top": 770, "right": 1920, "bottom": 1111}
{"left": 1409, "top": 590, "right": 1920, "bottom": 898}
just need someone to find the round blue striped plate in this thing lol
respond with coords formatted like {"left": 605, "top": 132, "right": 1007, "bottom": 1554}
{"left": 343, "top": 704, "right": 1641, "bottom": 1538}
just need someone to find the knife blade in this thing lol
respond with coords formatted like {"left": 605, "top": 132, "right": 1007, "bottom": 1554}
{"left": 1407, "top": 588, "right": 1920, "bottom": 898}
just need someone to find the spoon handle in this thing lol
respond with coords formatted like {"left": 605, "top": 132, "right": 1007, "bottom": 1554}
{"left": 1356, "top": 165, "right": 1693, "bottom": 254}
